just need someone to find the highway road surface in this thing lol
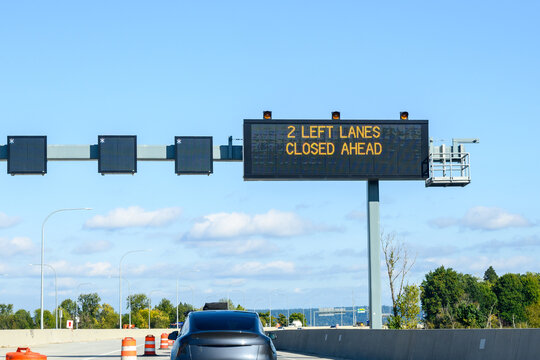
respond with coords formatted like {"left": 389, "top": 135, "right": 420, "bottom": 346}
{"left": 0, "top": 337, "right": 344, "bottom": 360}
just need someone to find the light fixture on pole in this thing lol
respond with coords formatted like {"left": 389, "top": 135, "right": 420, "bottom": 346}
{"left": 119, "top": 249, "right": 150, "bottom": 329}
{"left": 31, "top": 263, "right": 57, "bottom": 329}
{"left": 41, "top": 208, "right": 92, "bottom": 330}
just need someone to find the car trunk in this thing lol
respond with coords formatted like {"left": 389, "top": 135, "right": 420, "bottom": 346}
{"left": 186, "top": 332, "right": 266, "bottom": 360}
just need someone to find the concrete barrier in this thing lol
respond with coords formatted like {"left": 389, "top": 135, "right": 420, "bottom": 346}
{"left": 268, "top": 328, "right": 540, "bottom": 360}
{"left": 0, "top": 329, "right": 173, "bottom": 348}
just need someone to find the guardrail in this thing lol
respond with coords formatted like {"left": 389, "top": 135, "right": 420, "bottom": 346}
{"left": 267, "top": 328, "right": 540, "bottom": 360}
{"left": 0, "top": 329, "right": 172, "bottom": 348}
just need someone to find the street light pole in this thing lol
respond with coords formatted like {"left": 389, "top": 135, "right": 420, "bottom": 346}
{"left": 41, "top": 208, "right": 91, "bottom": 330}
{"left": 31, "top": 263, "right": 57, "bottom": 329}
{"left": 119, "top": 249, "right": 149, "bottom": 329}
{"left": 126, "top": 279, "right": 131, "bottom": 328}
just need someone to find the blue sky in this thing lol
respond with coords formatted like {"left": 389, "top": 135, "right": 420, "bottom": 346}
{"left": 1, "top": 1, "right": 539, "bottom": 313}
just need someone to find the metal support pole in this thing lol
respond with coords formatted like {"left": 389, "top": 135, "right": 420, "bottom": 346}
{"left": 367, "top": 180, "right": 382, "bottom": 329}
{"left": 176, "top": 279, "right": 179, "bottom": 330}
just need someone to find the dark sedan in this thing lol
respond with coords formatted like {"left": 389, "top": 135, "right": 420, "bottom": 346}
{"left": 169, "top": 310, "right": 277, "bottom": 360}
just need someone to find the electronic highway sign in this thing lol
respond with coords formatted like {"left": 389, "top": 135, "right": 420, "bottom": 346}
{"left": 243, "top": 120, "right": 429, "bottom": 180}
{"left": 7, "top": 136, "right": 47, "bottom": 175}
{"left": 175, "top": 136, "right": 213, "bottom": 175}
{"left": 98, "top": 135, "right": 137, "bottom": 174}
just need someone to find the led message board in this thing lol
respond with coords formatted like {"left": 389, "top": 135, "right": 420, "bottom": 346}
{"left": 175, "top": 136, "right": 213, "bottom": 174}
{"left": 7, "top": 136, "right": 47, "bottom": 175}
{"left": 98, "top": 135, "right": 137, "bottom": 174}
{"left": 243, "top": 120, "right": 429, "bottom": 180}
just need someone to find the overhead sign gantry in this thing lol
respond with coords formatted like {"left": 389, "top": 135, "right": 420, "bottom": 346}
{"left": 0, "top": 111, "right": 478, "bottom": 330}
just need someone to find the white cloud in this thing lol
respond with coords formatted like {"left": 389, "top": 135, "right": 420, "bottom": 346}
{"left": 183, "top": 238, "right": 279, "bottom": 257}
{"left": 185, "top": 209, "right": 326, "bottom": 239}
{"left": 227, "top": 261, "right": 295, "bottom": 276}
{"left": 467, "top": 235, "right": 540, "bottom": 253}
{"left": 429, "top": 206, "right": 532, "bottom": 231}
{"left": 0, "top": 237, "right": 35, "bottom": 256}
{"left": 462, "top": 206, "right": 531, "bottom": 230}
{"left": 0, "top": 212, "right": 21, "bottom": 228}
{"left": 72, "top": 240, "right": 113, "bottom": 254}
{"left": 43, "top": 260, "right": 116, "bottom": 277}
{"left": 85, "top": 206, "right": 182, "bottom": 230}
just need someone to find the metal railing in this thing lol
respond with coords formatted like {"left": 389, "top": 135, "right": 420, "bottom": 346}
{"left": 426, "top": 145, "right": 471, "bottom": 187}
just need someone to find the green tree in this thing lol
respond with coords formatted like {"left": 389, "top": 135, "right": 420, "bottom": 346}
{"left": 258, "top": 311, "right": 271, "bottom": 327}
{"left": 493, "top": 273, "right": 525, "bottom": 326}
{"left": 150, "top": 309, "right": 170, "bottom": 328}
{"left": 389, "top": 284, "right": 421, "bottom": 329}
{"left": 155, "top": 298, "right": 175, "bottom": 324}
{"left": 289, "top": 312, "right": 306, "bottom": 326}
{"left": 128, "top": 294, "right": 150, "bottom": 313}
{"left": 458, "top": 274, "right": 497, "bottom": 328}
{"left": 421, "top": 266, "right": 463, "bottom": 328}
{"left": 78, "top": 293, "right": 101, "bottom": 328}
{"left": 520, "top": 273, "right": 540, "bottom": 307}
{"left": 483, "top": 266, "right": 498, "bottom": 283}
{"left": 0, "top": 304, "right": 14, "bottom": 329}
{"left": 132, "top": 309, "right": 147, "bottom": 328}
{"left": 177, "top": 302, "right": 195, "bottom": 323}
{"left": 277, "top": 313, "right": 287, "bottom": 326}
{"left": 525, "top": 300, "right": 540, "bottom": 327}
{"left": 13, "top": 309, "right": 34, "bottom": 329}
{"left": 60, "top": 299, "right": 77, "bottom": 319}
{"left": 33, "top": 309, "right": 55, "bottom": 329}
{"left": 98, "top": 304, "right": 118, "bottom": 329}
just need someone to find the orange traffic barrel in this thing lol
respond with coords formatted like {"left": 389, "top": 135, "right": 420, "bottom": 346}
{"left": 168, "top": 339, "right": 173, "bottom": 347}
{"left": 159, "top": 333, "right": 168, "bottom": 349}
{"left": 6, "top": 348, "right": 47, "bottom": 360}
{"left": 143, "top": 335, "right": 156, "bottom": 356}
{"left": 121, "top": 337, "right": 137, "bottom": 360}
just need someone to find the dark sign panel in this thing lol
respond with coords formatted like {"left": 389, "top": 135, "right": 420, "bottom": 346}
{"left": 98, "top": 135, "right": 137, "bottom": 174}
{"left": 243, "top": 120, "right": 429, "bottom": 180}
{"left": 175, "top": 136, "right": 213, "bottom": 175}
{"left": 7, "top": 136, "right": 47, "bottom": 175}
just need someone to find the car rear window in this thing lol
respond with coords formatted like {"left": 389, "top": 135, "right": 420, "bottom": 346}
{"left": 192, "top": 314, "right": 257, "bottom": 331}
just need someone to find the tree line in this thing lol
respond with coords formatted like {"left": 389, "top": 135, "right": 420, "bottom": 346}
{"left": 2, "top": 267, "right": 539, "bottom": 330}
{"left": 388, "top": 266, "right": 540, "bottom": 329}
{"left": 0, "top": 293, "right": 197, "bottom": 329}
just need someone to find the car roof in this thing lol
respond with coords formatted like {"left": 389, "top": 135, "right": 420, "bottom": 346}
{"left": 189, "top": 310, "right": 258, "bottom": 318}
